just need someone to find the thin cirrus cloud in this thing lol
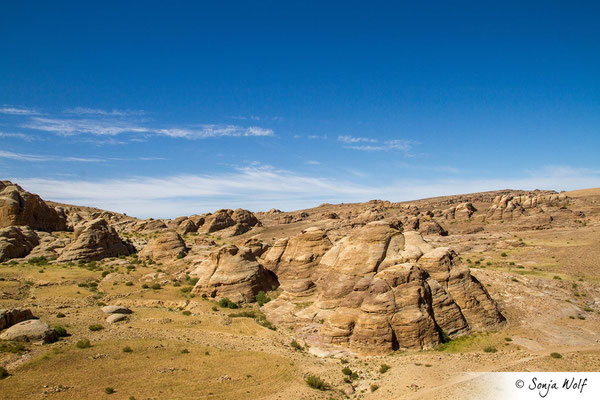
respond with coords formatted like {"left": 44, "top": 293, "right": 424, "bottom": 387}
{"left": 338, "top": 135, "right": 416, "bottom": 154}
{"left": 0, "top": 106, "right": 40, "bottom": 115}
{"left": 64, "top": 107, "right": 146, "bottom": 116}
{"left": 0, "top": 131, "right": 36, "bottom": 141}
{"left": 0, "top": 150, "right": 167, "bottom": 163}
{"left": 19, "top": 115, "right": 275, "bottom": 139}
{"left": 10, "top": 164, "right": 600, "bottom": 219}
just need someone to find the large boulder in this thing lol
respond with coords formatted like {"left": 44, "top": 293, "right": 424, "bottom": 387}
{"left": 0, "top": 226, "right": 39, "bottom": 261}
{"left": 0, "top": 308, "right": 34, "bottom": 330}
{"left": 0, "top": 181, "right": 66, "bottom": 231}
{"left": 191, "top": 244, "right": 275, "bottom": 302}
{"left": 57, "top": 218, "right": 131, "bottom": 262}
{"left": 138, "top": 231, "right": 187, "bottom": 261}
{"left": 0, "top": 319, "right": 58, "bottom": 343}
{"left": 199, "top": 209, "right": 261, "bottom": 235}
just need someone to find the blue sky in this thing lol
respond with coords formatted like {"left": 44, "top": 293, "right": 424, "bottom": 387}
{"left": 1, "top": 1, "right": 599, "bottom": 218}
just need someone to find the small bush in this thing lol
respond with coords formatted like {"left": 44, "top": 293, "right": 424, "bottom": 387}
{"left": 151, "top": 283, "right": 161, "bottom": 290}
{"left": 125, "top": 281, "right": 133, "bottom": 286}
{"left": 122, "top": 346, "right": 133, "bottom": 353}
{"left": 255, "top": 290, "right": 271, "bottom": 306}
{"left": 181, "top": 348, "right": 190, "bottom": 354}
{"left": 54, "top": 325, "right": 68, "bottom": 337}
{"left": 176, "top": 253, "right": 184, "bottom": 259}
{"left": 218, "top": 298, "right": 238, "bottom": 309}
{"left": 211, "top": 306, "right": 218, "bottom": 311}
{"left": 305, "top": 375, "right": 327, "bottom": 390}
{"left": 379, "top": 364, "right": 391, "bottom": 373}
{"left": 182, "top": 310, "right": 192, "bottom": 316}
{"left": 56, "top": 312, "right": 66, "bottom": 318}
{"left": 0, "top": 366, "right": 8, "bottom": 379}
{"left": 550, "top": 352, "right": 563, "bottom": 359}
{"left": 141, "top": 283, "right": 149, "bottom": 289}
{"left": 501, "top": 252, "right": 507, "bottom": 257}
{"left": 553, "top": 275, "right": 562, "bottom": 280}
{"left": 371, "top": 384, "right": 380, "bottom": 392}
{"left": 342, "top": 367, "right": 352, "bottom": 376}
{"left": 505, "top": 337, "right": 512, "bottom": 342}
{"left": 105, "top": 387, "right": 115, "bottom": 394}
{"left": 76, "top": 339, "right": 91, "bottom": 349}
{"left": 180, "top": 286, "right": 192, "bottom": 294}
{"left": 483, "top": 346, "right": 497, "bottom": 353}
{"left": 440, "top": 330, "right": 451, "bottom": 343}
{"left": 88, "top": 324, "right": 104, "bottom": 331}
{"left": 101, "top": 271, "right": 110, "bottom": 277}
{"left": 291, "top": 340, "right": 303, "bottom": 351}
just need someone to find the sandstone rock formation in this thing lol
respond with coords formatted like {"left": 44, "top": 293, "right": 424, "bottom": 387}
{"left": 58, "top": 218, "right": 132, "bottom": 262}
{"left": 0, "top": 226, "right": 39, "bottom": 261}
{"left": 0, "top": 308, "right": 34, "bottom": 330}
{"left": 191, "top": 244, "right": 276, "bottom": 302}
{"left": 262, "top": 221, "right": 505, "bottom": 354}
{"left": 199, "top": 208, "right": 261, "bottom": 235}
{"left": 0, "top": 181, "right": 66, "bottom": 231}
{"left": 487, "top": 193, "right": 567, "bottom": 220}
{"left": 139, "top": 231, "right": 187, "bottom": 261}
{"left": 0, "top": 319, "right": 58, "bottom": 343}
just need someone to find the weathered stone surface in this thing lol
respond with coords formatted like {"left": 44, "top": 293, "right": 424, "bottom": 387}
{"left": 263, "top": 221, "right": 504, "bottom": 354}
{"left": 191, "top": 245, "right": 276, "bottom": 302}
{"left": 106, "top": 313, "right": 129, "bottom": 324}
{"left": 139, "top": 231, "right": 187, "bottom": 261}
{"left": 101, "top": 305, "right": 133, "bottom": 314}
{"left": 198, "top": 208, "right": 261, "bottom": 235}
{"left": 57, "top": 218, "right": 131, "bottom": 262}
{"left": 0, "top": 308, "right": 34, "bottom": 330}
{"left": 0, "top": 319, "right": 58, "bottom": 343}
{"left": 0, "top": 181, "right": 66, "bottom": 231}
{"left": 0, "top": 226, "right": 39, "bottom": 261}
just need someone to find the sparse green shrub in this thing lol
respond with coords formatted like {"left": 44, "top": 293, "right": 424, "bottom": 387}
{"left": 379, "top": 364, "right": 391, "bottom": 373}
{"left": 176, "top": 253, "right": 184, "bottom": 259}
{"left": 218, "top": 298, "right": 238, "bottom": 309}
{"left": 122, "top": 346, "right": 133, "bottom": 353}
{"left": 53, "top": 325, "right": 68, "bottom": 337}
{"left": 141, "top": 283, "right": 149, "bottom": 289}
{"left": 550, "top": 352, "right": 562, "bottom": 359}
{"left": 291, "top": 340, "right": 303, "bottom": 351}
{"left": 501, "top": 252, "right": 507, "bottom": 257}
{"left": 125, "top": 281, "right": 133, "bottom": 286}
{"left": 553, "top": 275, "right": 562, "bottom": 280}
{"left": 56, "top": 312, "right": 66, "bottom": 318}
{"left": 181, "top": 348, "right": 190, "bottom": 354}
{"left": 151, "top": 283, "right": 161, "bottom": 290}
{"left": 105, "top": 387, "right": 115, "bottom": 394}
{"left": 505, "top": 337, "right": 512, "bottom": 342}
{"left": 305, "top": 375, "right": 327, "bottom": 390}
{"left": 88, "top": 324, "right": 104, "bottom": 331}
{"left": 483, "top": 346, "right": 497, "bottom": 353}
{"left": 440, "top": 330, "right": 451, "bottom": 343}
{"left": 180, "top": 286, "right": 192, "bottom": 294}
{"left": 211, "top": 306, "right": 218, "bottom": 311}
{"left": 76, "top": 339, "right": 91, "bottom": 349}
{"left": 0, "top": 366, "right": 8, "bottom": 379}
{"left": 371, "top": 384, "right": 380, "bottom": 392}
{"left": 182, "top": 310, "right": 191, "bottom": 316}
{"left": 255, "top": 290, "right": 271, "bottom": 306}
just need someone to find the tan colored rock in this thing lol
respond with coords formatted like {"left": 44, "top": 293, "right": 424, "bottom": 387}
{"left": 0, "top": 181, "right": 66, "bottom": 231}
{"left": 0, "top": 319, "right": 58, "bottom": 343}
{"left": 0, "top": 308, "right": 34, "bottom": 330}
{"left": 191, "top": 245, "right": 275, "bottom": 302}
{"left": 0, "top": 226, "right": 39, "bottom": 261}
{"left": 57, "top": 218, "right": 131, "bottom": 262}
{"left": 138, "top": 231, "right": 187, "bottom": 261}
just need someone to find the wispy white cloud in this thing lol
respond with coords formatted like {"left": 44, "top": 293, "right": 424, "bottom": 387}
{"left": 11, "top": 164, "right": 600, "bottom": 218}
{"left": 64, "top": 107, "right": 145, "bottom": 116}
{"left": 0, "top": 150, "right": 167, "bottom": 163}
{"left": 306, "top": 160, "right": 321, "bottom": 165}
{"left": 156, "top": 125, "right": 274, "bottom": 139}
{"left": 0, "top": 131, "right": 36, "bottom": 141}
{"left": 0, "top": 106, "right": 40, "bottom": 115}
{"left": 308, "top": 135, "right": 327, "bottom": 140}
{"left": 22, "top": 116, "right": 274, "bottom": 140}
{"left": 0, "top": 150, "right": 103, "bottom": 162}
{"left": 338, "top": 135, "right": 378, "bottom": 144}
{"left": 346, "top": 139, "right": 416, "bottom": 154}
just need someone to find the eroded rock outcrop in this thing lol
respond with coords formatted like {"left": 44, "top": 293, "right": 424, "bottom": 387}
{"left": 0, "top": 308, "right": 34, "bottom": 330}
{"left": 191, "top": 244, "right": 276, "bottom": 302}
{"left": 0, "top": 226, "right": 39, "bottom": 261}
{"left": 139, "top": 231, "right": 187, "bottom": 261}
{"left": 198, "top": 208, "right": 261, "bottom": 236}
{"left": 58, "top": 218, "right": 131, "bottom": 262}
{"left": 0, "top": 181, "right": 66, "bottom": 231}
{"left": 262, "top": 221, "right": 505, "bottom": 354}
